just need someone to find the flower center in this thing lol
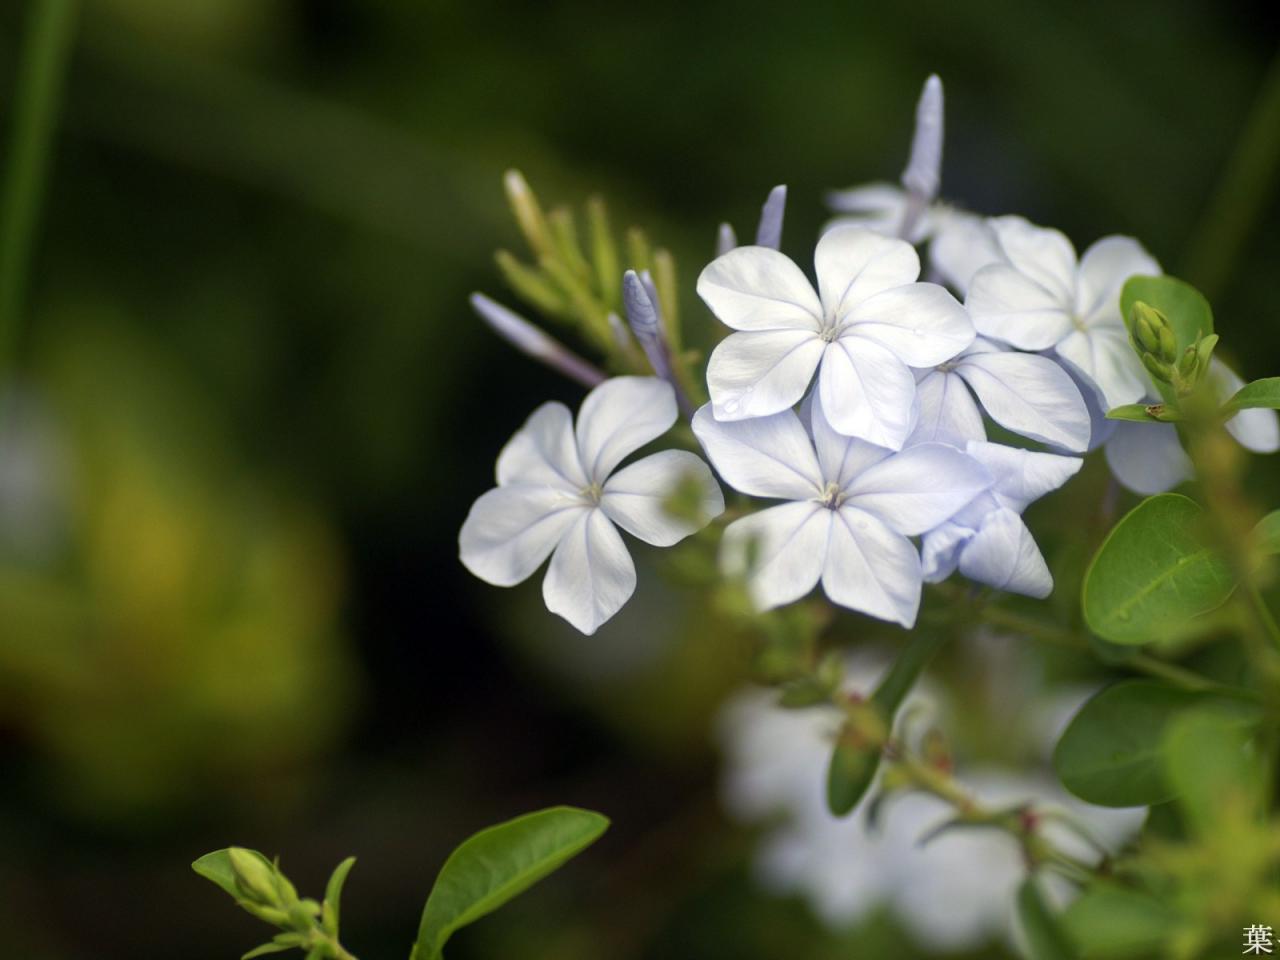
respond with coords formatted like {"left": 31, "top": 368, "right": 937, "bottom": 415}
{"left": 819, "top": 314, "right": 843, "bottom": 343}
{"left": 819, "top": 481, "right": 845, "bottom": 510}
{"left": 1071, "top": 313, "right": 1088, "bottom": 332}
{"left": 580, "top": 482, "right": 603, "bottom": 505}
{"left": 936, "top": 359, "right": 958, "bottom": 373}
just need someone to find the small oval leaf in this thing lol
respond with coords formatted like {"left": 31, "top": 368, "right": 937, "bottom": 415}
{"left": 1053, "top": 680, "right": 1259, "bottom": 806}
{"left": 1062, "top": 884, "right": 1179, "bottom": 958}
{"left": 827, "top": 734, "right": 880, "bottom": 816}
{"left": 1256, "top": 510, "right": 1280, "bottom": 557}
{"left": 1083, "top": 494, "right": 1234, "bottom": 645}
{"left": 1221, "top": 376, "right": 1280, "bottom": 416}
{"left": 414, "top": 806, "right": 609, "bottom": 960}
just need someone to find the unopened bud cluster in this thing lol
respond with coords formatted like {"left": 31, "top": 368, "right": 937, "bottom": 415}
{"left": 1130, "top": 301, "right": 1217, "bottom": 398}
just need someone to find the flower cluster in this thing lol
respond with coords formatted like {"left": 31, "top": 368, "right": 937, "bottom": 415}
{"left": 458, "top": 73, "right": 1278, "bottom": 636}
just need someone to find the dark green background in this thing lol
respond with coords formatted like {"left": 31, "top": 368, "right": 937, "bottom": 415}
{"left": 1, "top": 1, "right": 1277, "bottom": 957}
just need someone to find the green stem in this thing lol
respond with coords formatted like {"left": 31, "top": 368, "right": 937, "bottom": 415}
{"left": 872, "top": 628, "right": 947, "bottom": 716}
{"left": 0, "top": 0, "right": 78, "bottom": 376}
{"left": 1184, "top": 48, "right": 1280, "bottom": 300}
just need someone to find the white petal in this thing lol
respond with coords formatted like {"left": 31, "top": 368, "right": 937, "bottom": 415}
{"left": 814, "top": 226, "right": 920, "bottom": 318}
{"left": 459, "top": 485, "right": 586, "bottom": 586}
{"left": 575, "top": 377, "right": 677, "bottom": 482}
{"left": 706, "top": 329, "right": 825, "bottom": 421}
{"left": 697, "top": 246, "right": 823, "bottom": 332}
{"left": 957, "top": 349, "right": 1091, "bottom": 451}
{"left": 901, "top": 74, "right": 944, "bottom": 202}
{"left": 920, "top": 521, "right": 973, "bottom": 582}
{"left": 826, "top": 181, "right": 908, "bottom": 218}
{"left": 1074, "top": 235, "right": 1159, "bottom": 325}
{"left": 691, "top": 404, "right": 823, "bottom": 500}
{"left": 928, "top": 214, "right": 1003, "bottom": 295}
{"left": 818, "top": 338, "right": 918, "bottom": 450}
{"left": 542, "top": 509, "right": 636, "bottom": 634}
{"left": 722, "top": 502, "right": 830, "bottom": 610}
{"left": 906, "top": 369, "right": 985, "bottom": 448}
{"left": 843, "top": 283, "right": 974, "bottom": 367}
{"left": 957, "top": 508, "right": 1053, "bottom": 598}
{"left": 823, "top": 506, "right": 923, "bottom": 626}
{"left": 810, "top": 392, "right": 893, "bottom": 488}
{"left": 1213, "top": 359, "right": 1280, "bottom": 454}
{"left": 963, "top": 440, "right": 1082, "bottom": 511}
{"left": 1104, "top": 421, "right": 1192, "bottom": 495}
{"left": 965, "top": 264, "right": 1073, "bottom": 350}
{"left": 1054, "top": 327, "right": 1147, "bottom": 408}
{"left": 988, "top": 216, "right": 1078, "bottom": 303}
{"left": 496, "top": 401, "right": 588, "bottom": 491}
{"left": 601, "top": 450, "right": 724, "bottom": 546}
{"left": 843, "top": 442, "right": 991, "bottom": 535}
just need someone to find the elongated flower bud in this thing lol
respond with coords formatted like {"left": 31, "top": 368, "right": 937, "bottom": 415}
{"left": 622, "top": 270, "right": 692, "bottom": 415}
{"left": 1131, "top": 301, "right": 1177, "bottom": 365}
{"left": 716, "top": 222, "right": 737, "bottom": 256}
{"left": 901, "top": 75, "right": 943, "bottom": 203}
{"left": 469, "top": 293, "right": 605, "bottom": 388}
{"left": 755, "top": 184, "right": 787, "bottom": 250}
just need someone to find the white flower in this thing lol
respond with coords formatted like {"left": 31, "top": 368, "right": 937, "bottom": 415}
{"left": 717, "top": 663, "right": 1145, "bottom": 950}
{"left": 908, "top": 336, "right": 1091, "bottom": 451}
{"left": 1090, "top": 358, "right": 1279, "bottom": 494}
{"left": 698, "top": 226, "right": 974, "bottom": 449}
{"left": 459, "top": 377, "right": 723, "bottom": 635}
{"left": 921, "top": 441, "right": 1081, "bottom": 597}
{"left": 965, "top": 217, "right": 1160, "bottom": 409}
{"left": 691, "top": 396, "right": 990, "bottom": 626}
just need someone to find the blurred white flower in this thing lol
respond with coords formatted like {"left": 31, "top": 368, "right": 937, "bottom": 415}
{"left": 717, "top": 660, "right": 1145, "bottom": 951}
{"left": 459, "top": 377, "right": 723, "bottom": 634}
{"left": 921, "top": 441, "right": 1081, "bottom": 597}
{"left": 965, "top": 217, "right": 1159, "bottom": 409}
{"left": 692, "top": 395, "right": 990, "bottom": 626}
{"left": 698, "top": 226, "right": 973, "bottom": 449}
{"left": 908, "top": 336, "right": 1091, "bottom": 451}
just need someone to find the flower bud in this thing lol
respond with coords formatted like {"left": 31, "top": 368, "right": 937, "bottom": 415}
{"left": 229, "top": 848, "right": 280, "bottom": 906}
{"left": 1177, "top": 344, "right": 1199, "bottom": 381}
{"left": 1131, "top": 301, "right": 1176, "bottom": 364}
{"left": 1141, "top": 352, "right": 1173, "bottom": 384}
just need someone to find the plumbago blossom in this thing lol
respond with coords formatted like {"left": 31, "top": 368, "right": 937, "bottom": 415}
{"left": 718, "top": 655, "right": 1145, "bottom": 949}
{"left": 459, "top": 377, "right": 722, "bottom": 634}
{"left": 699, "top": 227, "right": 973, "bottom": 449}
{"left": 692, "top": 396, "right": 991, "bottom": 626}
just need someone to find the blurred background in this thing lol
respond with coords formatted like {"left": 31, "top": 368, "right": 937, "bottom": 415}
{"left": 1, "top": 1, "right": 1279, "bottom": 957}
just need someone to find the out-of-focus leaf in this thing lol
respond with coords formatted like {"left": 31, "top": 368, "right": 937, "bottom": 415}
{"left": 827, "top": 733, "right": 879, "bottom": 816}
{"left": 1220, "top": 376, "right": 1280, "bottom": 415}
{"left": 1053, "top": 680, "right": 1258, "bottom": 806}
{"left": 1256, "top": 510, "right": 1280, "bottom": 556}
{"left": 1062, "top": 885, "right": 1179, "bottom": 958}
{"left": 1163, "top": 709, "right": 1261, "bottom": 834}
{"left": 1017, "top": 876, "right": 1078, "bottom": 960}
{"left": 413, "top": 806, "right": 609, "bottom": 960}
{"left": 1083, "top": 494, "right": 1234, "bottom": 645}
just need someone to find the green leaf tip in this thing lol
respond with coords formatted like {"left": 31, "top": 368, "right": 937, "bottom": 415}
{"left": 413, "top": 805, "right": 609, "bottom": 960}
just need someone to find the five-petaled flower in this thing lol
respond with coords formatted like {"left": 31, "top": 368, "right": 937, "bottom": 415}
{"left": 459, "top": 377, "right": 723, "bottom": 635}
{"left": 921, "top": 441, "right": 1081, "bottom": 597}
{"left": 692, "top": 396, "right": 990, "bottom": 627}
{"left": 909, "top": 336, "right": 1090, "bottom": 451}
{"left": 965, "top": 217, "right": 1159, "bottom": 409}
{"left": 698, "top": 226, "right": 974, "bottom": 450}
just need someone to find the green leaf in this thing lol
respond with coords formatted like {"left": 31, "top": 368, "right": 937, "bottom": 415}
{"left": 1053, "top": 680, "right": 1258, "bottom": 806}
{"left": 414, "top": 806, "right": 609, "bottom": 960}
{"left": 242, "top": 942, "right": 295, "bottom": 959}
{"left": 1083, "top": 494, "right": 1234, "bottom": 645}
{"left": 1120, "top": 275, "right": 1213, "bottom": 353}
{"left": 194, "top": 847, "right": 276, "bottom": 902}
{"left": 1163, "top": 708, "right": 1261, "bottom": 834}
{"left": 826, "top": 734, "right": 880, "bottom": 816}
{"left": 1255, "top": 510, "right": 1280, "bottom": 556}
{"left": 1221, "top": 376, "right": 1280, "bottom": 416}
{"left": 1062, "top": 885, "right": 1179, "bottom": 958}
{"left": 321, "top": 856, "right": 355, "bottom": 937}
{"left": 1017, "top": 876, "right": 1078, "bottom": 960}
{"left": 1104, "top": 404, "right": 1162, "bottom": 423}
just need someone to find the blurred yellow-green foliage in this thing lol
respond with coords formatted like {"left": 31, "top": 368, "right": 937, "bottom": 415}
{"left": 1, "top": 1, "right": 1279, "bottom": 958}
